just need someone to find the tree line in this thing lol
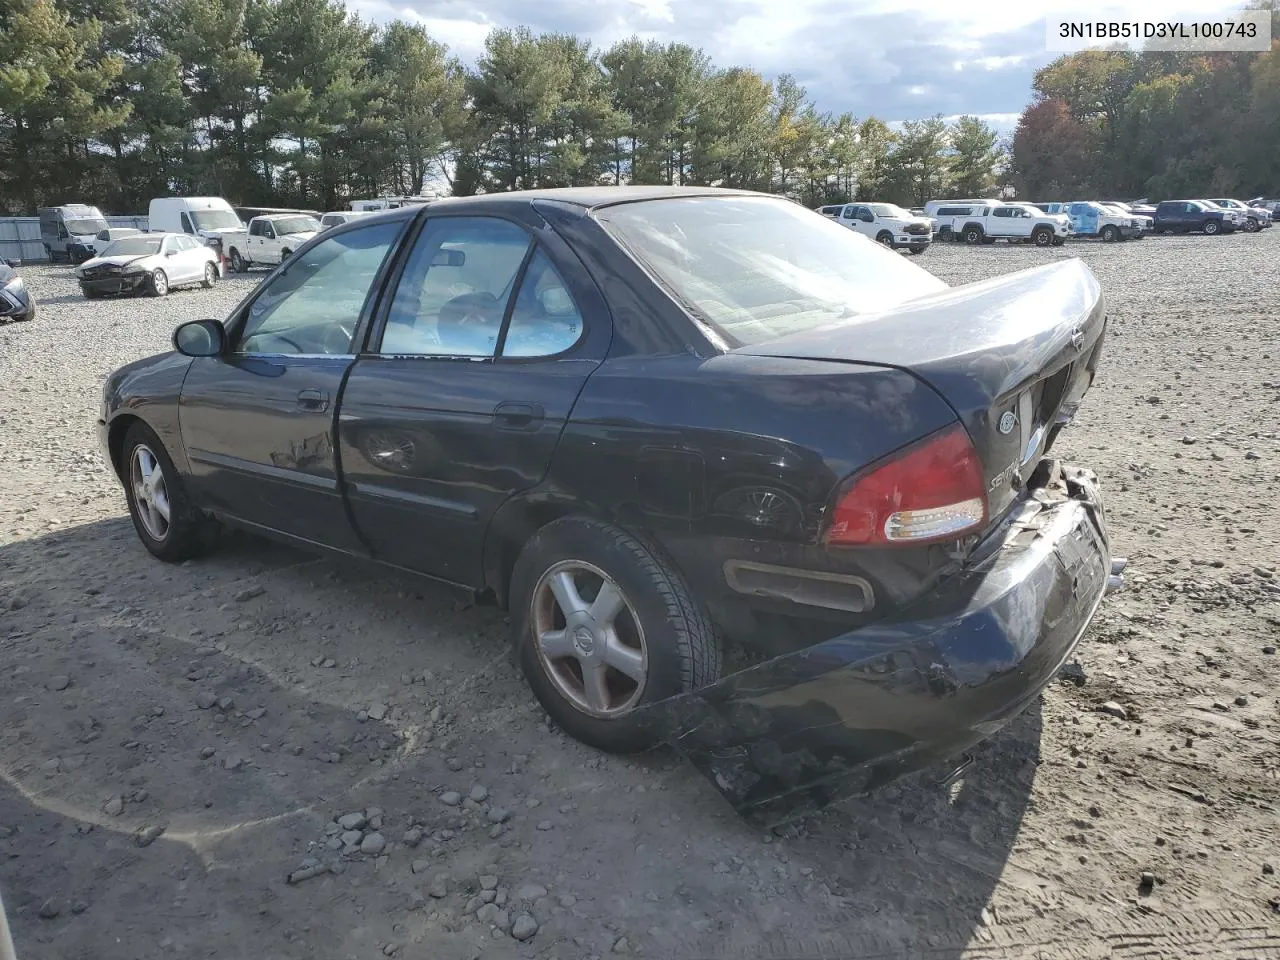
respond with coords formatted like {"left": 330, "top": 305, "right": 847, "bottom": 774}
{"left": 1010, "top": 3, "right": 1279, "bottom": 201}
{"left": 0, "top": 0, "right": 1008, "bottom": 214}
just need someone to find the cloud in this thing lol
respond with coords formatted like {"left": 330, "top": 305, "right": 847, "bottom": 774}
{"left": 347, "top": 0, "right": 1250, "bottom": 121}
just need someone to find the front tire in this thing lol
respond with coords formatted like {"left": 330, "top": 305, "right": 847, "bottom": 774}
{"left": 121, "top": 423, "right": 218, "bottom": 562}
{"left": 510, "top": 516, "right": 721, "bottom": 753}
{"left": 1244, "top": 218, "right": 1260, "bottom": 233}
{"left": 1033, "top": 227, "right": 1054, "bottom": 247}
{"left": 202, "top": 262, "right": 218, "bottom": 288}
{"left": 81, "top": 285, "right": 100, "bottom": 300}
{"left": 875, "top": 231, "right": 893, "bottom": 246}
{"left": 148, "top": 269, "right": 168, "bottom": 297}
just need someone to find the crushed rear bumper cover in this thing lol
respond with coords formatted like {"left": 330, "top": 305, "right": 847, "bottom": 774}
{"left": 639, "top": 461, "right": 1112, "bottom": 827}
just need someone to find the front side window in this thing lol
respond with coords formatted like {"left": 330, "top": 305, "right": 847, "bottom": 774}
{"left": 502, "top": 249, "right": 584, "bottom": 358}
{"left": 597, "top": 196, "right": 946, "bottom": 348}
{"left": 180, "top": 213, "right": 195, "bottom": 234}
{"left": 380, "top": 217, "right": 531, "bottom": 358}
{"left": 235, "top": 221, "right": 403, "bottom": 356}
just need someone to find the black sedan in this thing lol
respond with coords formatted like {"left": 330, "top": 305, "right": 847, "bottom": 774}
{"left": 0, "top": 259, "right": 35, "bottom": 323}
{"left": 98, "top": 187, "right": 1118, "bottom": 823}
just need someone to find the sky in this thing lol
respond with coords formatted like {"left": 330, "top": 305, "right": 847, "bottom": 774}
{"left": 349, "top": 0, "right": 1252, "bottom": 134}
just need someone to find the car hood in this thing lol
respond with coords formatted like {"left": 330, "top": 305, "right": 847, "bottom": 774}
{"left": 277, "top": 230, "right": 318, "bottom": 243}
{"left": 78, "top": 253, "right": 157, "bottom": 272}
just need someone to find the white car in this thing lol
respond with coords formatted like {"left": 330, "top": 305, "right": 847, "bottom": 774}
{"left": 319, "top": 210, "right": 370, "bottom": 229}
{"left": 818, "top": 202, "right": 933, "bottom": 253}
{"left": 235, "top": 214, "right": 322, "bottom": 270}
{"left": 1208, "top": 198, "right": 1272, "bottom": 231}
{"left": 75, "top": 233, "right": 221, "bottom": 299}
{"left": 89, "top": 227, "right": 142, "bottom": 255}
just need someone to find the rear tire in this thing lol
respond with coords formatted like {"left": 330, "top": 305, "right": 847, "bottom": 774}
{"left": 1101, "top": 225, "right": 1119, "bottom": 242}
{"left": 963, "top": 225, "right": 983, "bottom": 244}
{"left": 230, "top": 249, "right": 248, "bottom": 273}
{"left": 510, "top": 516, "right": 721, "bottom": 753}
{"left": 121, "top": 422, "right": 218, "bottom": 563}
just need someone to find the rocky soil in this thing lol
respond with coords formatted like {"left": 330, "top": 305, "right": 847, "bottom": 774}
{"left": 0, "top": 231, "right": 1277, "bottom": 960}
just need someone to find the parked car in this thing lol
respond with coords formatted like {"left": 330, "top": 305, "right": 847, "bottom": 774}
{"left": 148, "top": 197, "right": 246, "bottom": 270}
{"left": 350, "top": 196, "right": 435, "bottom": 212}
{"left": 75, "top": 233, "right": 221, "bottom": 298}
{"left": 1246, "top": 197, "right": 1280, "bottom": 217}
{"left": 89, "top": 227, "right": 142, "bottom": 256}
{"left": 1061, "top": 201, "right": 1144, "bottom": 241}
{"left": 1106, "top": 200, "right": 1157, "bottom": 218}
{"left": 38, "top": 204, "right": 109, "bottom": 263}
{"left": 1099, "top": 203, "right": 1151, "bottom": 236}
{"left": 1151, "top": 200, "right": 1240, "bottom": 234}
{"left": 922, "top": 198, "right": 1002, "bottom": 218}
{"left": 1207, "top": 199, "right": 1272, "bottom": 231}
{"left": 319, "top": 210, "right": 371, "bottom": 229}
{"left": 96, "top": 187, "right": 1118, "bottom": 819}
{"left": 821, "top": 202, "right": 933, "bottom": 253}
{"left": 0, "top": 258, "right": 36, "bottom": 323}
{"left": 235, "top": 214, "right": 323, "bottom": 271}
{"left": 938, "top": 202, "right": 1071, "bottom": 246}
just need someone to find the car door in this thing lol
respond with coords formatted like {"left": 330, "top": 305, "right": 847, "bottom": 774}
{"left": 169, "top": 235, "right": 200, "bottom": 282}
{"left": 178, "top": 217, "right": 409, "bottom": 550}
{"left": 839, "top": 204, "right": 860, "bottom": 233}
{"left": 337, "top": 213, "right": 611, "bottom": 586}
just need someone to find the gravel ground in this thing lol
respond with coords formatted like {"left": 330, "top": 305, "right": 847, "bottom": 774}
{"left": 1, "top": 232, "right": 1278, "bottom": 960}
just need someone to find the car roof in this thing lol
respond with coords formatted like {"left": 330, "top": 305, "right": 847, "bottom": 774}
{"left": 422, "top": 185, "right": 761, "bottom": 213}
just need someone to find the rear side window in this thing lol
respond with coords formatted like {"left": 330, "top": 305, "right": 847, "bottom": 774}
{"left": 502, "top": 249, "right": 583, "bottom": 358}
{"left": 992, "top": 207, "right": 1011, "bottom": 218}
{"left": 380, "top": 217, "right": 531, "bottom": 358}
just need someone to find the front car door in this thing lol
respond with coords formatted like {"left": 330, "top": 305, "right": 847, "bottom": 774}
{"left": 337, "top": 212, "right": 611, "bottom": 585}
{"left": 178, "top": 216, "right": 410, "bottom": 551}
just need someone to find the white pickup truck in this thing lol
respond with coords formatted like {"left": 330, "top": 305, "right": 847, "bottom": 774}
{"left": 233, "top": 214, "right": 322, "bottom": 271}
{"left": 934, "top": 202, "right": 1071, "bottom": 247}
{"left": 817, "top": 202, "right": 933, "bottom": 253}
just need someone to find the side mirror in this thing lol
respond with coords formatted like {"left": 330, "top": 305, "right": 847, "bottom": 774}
{"left": 173, "top": 319, "right": 227, "bottom": 358}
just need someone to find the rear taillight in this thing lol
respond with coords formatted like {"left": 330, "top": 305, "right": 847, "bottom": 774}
{"left": 825, "top": 424, "right": 987, "bottom": 546}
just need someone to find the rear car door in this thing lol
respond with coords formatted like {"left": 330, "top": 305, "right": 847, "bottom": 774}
{"left": 178, "top": 217, "right": 409, "bottom": 551}
{"left": 337, "top": 212, "right": 611, "bottom": 586}
{"left": 171, "top": 235, "right": 204, "bottom": 282}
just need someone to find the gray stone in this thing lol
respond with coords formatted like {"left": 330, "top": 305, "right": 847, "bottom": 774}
{"left": 1235, "top": 696, "right": 1249, "bottom": 707}
{"left": 103, "top": 796, "right": 123, "bottom": 817}
{"left": 341, "top": 830, "right": 364, "bottom": 847}
{"left": 439, "top": 791, "right": 462, "bottom": 806}
{"left": 469, "top": 784, "right": 489, "bottom": 802}
{"left": 338, "top": 812, "right": 367, "bottom": 831}
{"left": 516, "top": 883, "right": 548, "bottom": 901}
{"left": 479, "top": 889, "right": 497, "bottom": 904}
{"left": 246, "top": 707, "right": 266, "bottom": 720}
{"left": 1264, "top": 646, "right": 1277, "bottom": 655}
{"left": 382, "top": 944, "right": 398, "bottom": 957}
{"left": 480, "top": 875, "right": 499, "bottom": 891}
{"left": 235, "top": 585, "right": 265, "bottom": 602}
{"left": 613, "top": 936, "right": 631, "bottom": 953}
{"left": 135, "top": 824, "right": 165, "bottom": 847}
{"left": 1139, "top": 871, "right": 1156, "bottom": 893}
{"left": 288, "top": 863, "right": 328, "bottom": 885}
{"left": 367, "top": 703, "right": 387, "bottom": 721}
{"left": 38, "top": 898, "right": 62, "bottom": 920}
{"left": 427, "top": 875, "right": 448, "bottom": 898}
{"left": 446, "top": 757, "right": 464, "bottom": 771}
{"left": 48, "top": 675, "right": 70, "bottom": 691}
{"left": 360, "top": 832, "right": 386, "bottom": 855}
{"left": 536, "top": 820, "right": 554, "bottom": 831}
{"left": 200, "top": 746, "right": 216, "bottom": 759}
{"left": 487, "top": 806, "right": 510, "bottom": 824}
{"left": 462, "top": 896, "right": 484, "bottom": 915}
{"left": 558, "top": 894, "right": 577, "bottom": 908}
{"left": 411, "top": 859, "right": 430, "bottom": 874}
{"left": 223, "top": 755, "right": 243, "bottom": 771}
{"left": 195, "top": 691, "right": 217, "bottom": 710}
{"left": 1099, "top": 701, "right": 1128, "bottom": 720}
{"left": 488, "top": 824, "right": 506, "bottom": 839}
{"left": 402, "top": 827, "right": 423, "bottom": 847}
{"left": 511, "top": 914, "right": 539, "bottom": 941}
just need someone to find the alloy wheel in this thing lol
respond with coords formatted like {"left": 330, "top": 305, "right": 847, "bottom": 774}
{"left": 151, "top": 270, "right": 168, "bottom": 296}
{"left": 530, "top": 560, "right": 648, "bottom": 717}
{"left": 130, "top": 444, "right": 171, "bottom": 541}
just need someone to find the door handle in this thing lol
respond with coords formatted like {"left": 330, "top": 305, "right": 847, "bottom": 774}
{"left": 297, "top": 388, "right": 330, "bottom": 412}
{"left": 494, "top": 401, "right": 543, "bottom": 430}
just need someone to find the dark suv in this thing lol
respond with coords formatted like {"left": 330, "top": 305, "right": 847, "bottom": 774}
{"left": 1152, "top": 200, "right": 1239, "bottom": 235}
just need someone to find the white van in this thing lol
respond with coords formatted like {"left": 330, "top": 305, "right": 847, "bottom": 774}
{"left": 147, "top": 197, "right": 247, "bottom": 269}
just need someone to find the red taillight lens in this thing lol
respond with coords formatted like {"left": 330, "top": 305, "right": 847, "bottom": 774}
{"left": 825, "top": 424, "right": 988, "bottom": 546}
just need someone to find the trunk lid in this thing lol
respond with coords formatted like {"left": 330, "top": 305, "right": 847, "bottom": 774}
{"left": 735, "top": 259, "right": 1106, "bottom": 525}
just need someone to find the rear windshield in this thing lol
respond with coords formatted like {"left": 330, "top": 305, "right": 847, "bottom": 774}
{"left": 274, "top": 216, "right": 321, "bottom": 235}
{"left": 596, "top": 196, "right": 946, "bottom": 348}
{"left": 190, "top": 209, "right": 243, "bottom": 231}
{"left": 103, "top": 237, "right": 163, "bottom": 256}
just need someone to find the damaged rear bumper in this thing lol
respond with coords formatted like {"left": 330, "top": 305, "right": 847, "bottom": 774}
{"left": 640, "top": 462, "right": 1113, "bottom": 826}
